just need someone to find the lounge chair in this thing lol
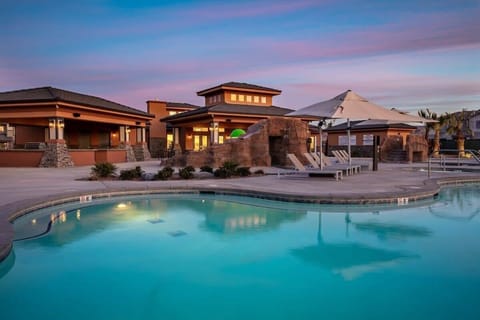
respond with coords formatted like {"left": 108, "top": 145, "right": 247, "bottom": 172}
{"left": 308, "top": 152, "right": 360, "bottom": 176}
{"left": 285, "top": 153, "right": 343, "bottom": 181}
{"left": 332, "top": 150, "right": 348, "bottom": 164}
{"left": 333, "top": 150, "right": 370, "bottom": 171}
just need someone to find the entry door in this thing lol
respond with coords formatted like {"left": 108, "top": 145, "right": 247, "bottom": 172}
{"left": 194, "top": 135, "right": 208, "bottom": 151}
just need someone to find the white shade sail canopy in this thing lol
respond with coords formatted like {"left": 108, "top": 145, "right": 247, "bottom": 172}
{"left": 287, "top": 90, "right": 434, "bottom": 123}
{"left": 287, "top": 89, "right": 434, "bottom": 167}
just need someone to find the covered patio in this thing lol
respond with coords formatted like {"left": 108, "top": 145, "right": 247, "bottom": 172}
{"left": 0, "top": 87, "right": 154, "bottom": 167}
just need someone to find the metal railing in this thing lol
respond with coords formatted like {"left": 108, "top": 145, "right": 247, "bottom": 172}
{"left": 427, "top": 149, "right": 480, "bottom": 175}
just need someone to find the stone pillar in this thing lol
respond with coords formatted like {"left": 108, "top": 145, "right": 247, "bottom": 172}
{"left": 39, "top": 140, "right": 74, "bottom": 168}
{"left": 120, "top": 141, "right": 136, "bottom": 162}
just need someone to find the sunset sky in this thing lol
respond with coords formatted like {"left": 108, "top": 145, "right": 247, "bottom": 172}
{"left": 1, "top": 0, "right": 479, "bottom": 113}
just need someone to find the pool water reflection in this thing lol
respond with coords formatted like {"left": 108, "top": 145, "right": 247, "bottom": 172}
{"left": 1, "top": 185, "right": 480, "bottom": 320}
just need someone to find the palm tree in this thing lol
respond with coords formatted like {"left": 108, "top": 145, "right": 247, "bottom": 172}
{"left": 418, "top": 108, "right": 444, "bottom": 156}
{"left": 445, "top": 109, "right": 472, "bottom": 157}
{"left": 431, "top": 113, "right": 448, "bottom": 158}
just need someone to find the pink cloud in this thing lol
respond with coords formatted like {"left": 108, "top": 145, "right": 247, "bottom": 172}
{"left": 249, "top": 10, "right": 480, "bottom": 61}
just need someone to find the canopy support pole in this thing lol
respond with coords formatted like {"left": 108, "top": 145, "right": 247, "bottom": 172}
{"left": 347, "top": 118, "right": 352, "bottom": 166}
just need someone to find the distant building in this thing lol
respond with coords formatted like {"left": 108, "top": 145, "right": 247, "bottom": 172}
{"left": 146, "top": 101, "right": 199, "bottom": 157}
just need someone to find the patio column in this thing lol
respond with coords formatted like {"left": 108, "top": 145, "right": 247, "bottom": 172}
{"left": 136, "top": 127, "right": 146, "bottom": 143}
{"left": 119, "top": 126, "right": 126, "bottom": 143}
{"left": 210, "top": 122, "right": 219, "bottom": 145}
{"left": 48, "top": 118, "right": 64, "bottom": 140}
{"left": 41, "top": 118, "right": 73, "bottom": 168}
{"left": 173, "top": 127, "right": 180, "bottom": 145}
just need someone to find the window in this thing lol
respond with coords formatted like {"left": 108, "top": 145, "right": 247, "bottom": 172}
{"left": 239, "top": 95, "right": 245, "bottom": 102}
{"left": 231, "top": 94, "right": 237, "bottom": 101}
{"left": 261, "top": 96, "right": 267, "bottom": 104}
{"left": 168, "top": 111, "right": 178, "bottom": 116}
{"left": 363, "top": 134, "right": 374, "bottom": 145}
{"left": 476, "top": 120, "right": 480, "bottom": 129}
{"left": 167, "top": 134, "right": 173, "bottom": 148}
{"left": 339, "top": 135, "right": 356, "bottom": 146}
{"left": 193, "top": 127, "right": 209, "bottom": 132}
{"left": 253, "top": 96, "right": 259, "bottom": 103}
{"left": 246, "top": 95, "right": 252, "bottom": 103}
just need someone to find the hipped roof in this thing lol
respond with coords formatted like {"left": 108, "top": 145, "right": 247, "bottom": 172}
{"left": 0, "top": 86, "right": 154, "bottom": 118}
{"left": 162, "top": 103, "right": 293, "bottom": 122}
{"left": 197, "top": 82, "right": 281, "bottom": 96}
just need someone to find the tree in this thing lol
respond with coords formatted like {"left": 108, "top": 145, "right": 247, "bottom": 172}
{"left": 445, "top": 109, "right": 472, "bottom": 157}
{"left": 431, "top": 113, "right": 448, "bottom": 158}
{"left": 418, "top": 108, "right": 446, "bottom": 156}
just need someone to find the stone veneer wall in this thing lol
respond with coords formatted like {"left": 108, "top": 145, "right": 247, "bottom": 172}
{"left": 149, "top": 137, "right": 166, "bottom": 158}
{"left": 405, "top": 134, "right": 428, "bottom": 162}
{"left": 120, "top": 142, "right": 137, "bottom": 162}
{"left": 380, "top": 136, "right": 404, "bottom": 162}
{"left": 39, "top": 140, "right": 74, "bottom": 168}
{"left": 168, "top": 117, "right": 310, "bottom": 168}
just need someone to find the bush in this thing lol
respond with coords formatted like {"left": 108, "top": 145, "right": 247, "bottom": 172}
{"left": 179, "top": 166, "right": 195, "bottom": 179}
{"left": 91, "top": 162, "right": 117, "bottom": 178}
{"left": 236, "top": 167, "right": 251, "bottom": 177}
{"left": 213, "top": 167, "right": 231, "bottom": 178}
{"left": 214, "top": 161, "right": 239, "bottom": 179}
{"left": 200, "top": 165, "right": 213, "bottom": 173}
{"left": 156, "top": 166, "right": 174, "bottom": 180}
{"left": 119, "top": 166, "right": 143, "bottom": 180}
{"left": 254, "top": 169, "right": 264, "bottom": 175}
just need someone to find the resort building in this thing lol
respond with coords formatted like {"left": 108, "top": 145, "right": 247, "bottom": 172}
{"left": 155, "top": 82, "right": 297, "bottom": 154}
{"left": 0, "top": 87, "right": 154, "bottom": 167}
{"left": 325, "top": 120, "right": 422, "bottom": 161}
{"left": 146, "top": 101, "right": 200, "bottom": 158}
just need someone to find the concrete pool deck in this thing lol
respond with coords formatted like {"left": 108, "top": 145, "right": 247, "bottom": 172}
{"left": 1, "top": 160, "right": 480, "bottom": 261}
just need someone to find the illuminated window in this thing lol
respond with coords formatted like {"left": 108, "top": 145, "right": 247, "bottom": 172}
{"left": 239, "top": 95, "right": 245, "bottom": 102}
{"left": 219, "top": 136, "right": 224, "bottom": 144}
{"left": 261, "top": 96, "right": 267, "bottom": 104}
{"left": 231, "top": 94, "right": 237, "bottom": 101}
{"left": 168, "top": 111, "right": 178, "bottom": 116}
{"left": 254, "top": 96, "right": 259, "bottom": 103}
{"left": 246, "top": 95, "right": 252, "bottom": 103}
{"left": 193, "top": 127, "right": 209, "bottom": 132}
{"left": 167, "top": 134, "right": 174, "bottom": 148}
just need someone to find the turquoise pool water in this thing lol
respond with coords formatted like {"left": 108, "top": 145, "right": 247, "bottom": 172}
{"left": 1, "top": 186, "right": 480, "bottom": 319}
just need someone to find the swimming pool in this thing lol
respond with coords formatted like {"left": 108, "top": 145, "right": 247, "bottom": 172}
{"left": 1, "top": 185, "right": 480, "bottom": 319}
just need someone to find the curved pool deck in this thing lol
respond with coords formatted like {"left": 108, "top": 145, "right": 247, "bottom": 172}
{"left": 1, "top": 160, "right": 480, "bottom": 262}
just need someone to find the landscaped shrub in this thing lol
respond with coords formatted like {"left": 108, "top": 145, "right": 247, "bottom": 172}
{"left": 119, "top": 166, "right": 143, "bottom": 180}
{"left": 91, "top": 162, "right": 117, "bottom": 178}
{"left": 179, "top": 166, "right": 195, "bottom": 179}
{"left": 236, "top": 167, "right": 251, "bottom": 177}
{"left": 200, "top": 165, "right": 213, "bottom": 173}
{"left": 214, "top": 161, "right": 239, "bottom": 178}
{"left": 156, "top": 166, "right": 174, "bottom": 180}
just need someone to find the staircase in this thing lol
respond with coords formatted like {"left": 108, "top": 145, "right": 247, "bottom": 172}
{"left": 133, "top": 144, "right": 152, "bottom": 161}
{"left": 384, "top": 149, "right": 407, "bottom": 163}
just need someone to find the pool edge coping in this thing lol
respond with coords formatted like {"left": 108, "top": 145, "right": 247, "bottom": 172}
{"left": 1, "top": 175, "right": 480, "bottom": 262}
